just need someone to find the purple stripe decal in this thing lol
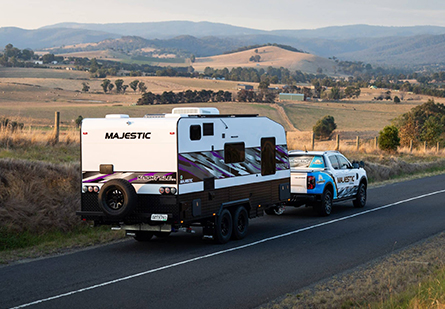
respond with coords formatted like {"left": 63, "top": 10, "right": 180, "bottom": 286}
{"left": 83, "top": 174, "right": 112, "bottom": 183}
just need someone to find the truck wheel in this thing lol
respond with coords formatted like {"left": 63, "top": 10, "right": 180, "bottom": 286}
{"left": 353, "top": 182, "right": 367, "bottom": 208}
{"left": 265, "top": 205, "right": 285, "bottom": 216}
{"left": 98, "top": 179, "right": 137, "bottom": 218}
{"left": 315, "top": 189, "right": 333, "bottom": 216}
{"left": 231, "top": 206, "right": 249, "bottom": 240}
{"left": 134, "top": 231, "right": 153, "bottom": 242}
{"left": 214, "top": 209, "right": 233, "bottom": 244}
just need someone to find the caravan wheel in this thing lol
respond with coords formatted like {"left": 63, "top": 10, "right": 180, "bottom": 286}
{"left": 231, "top": 206, "right": 249, "bottom": 240}
{"left": 134, "top": 231, "right": 154, "bottom": 242}
{"left": 214, "top": 209, "right": 233, "bottom": 244}
{"left": 98, "top": 179, "right": 137, "bottom": 218}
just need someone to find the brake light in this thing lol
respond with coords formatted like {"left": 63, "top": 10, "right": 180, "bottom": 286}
{"left": 307, "top": 176, "right": 316, "bottom": 190}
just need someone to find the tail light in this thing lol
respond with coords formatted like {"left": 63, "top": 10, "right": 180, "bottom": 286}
{"left": 307, "top": 176, "right": 316, "bottom": 190}
{"left": 159, "top": 187, "right": 177, "bottom": 195}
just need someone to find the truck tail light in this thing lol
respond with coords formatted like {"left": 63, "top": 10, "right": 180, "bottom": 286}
{"left": 307, "top": 176, "right": 316, "bottom": 190}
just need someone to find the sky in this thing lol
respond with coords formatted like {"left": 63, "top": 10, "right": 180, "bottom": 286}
{"left": 2, "top": 0, "right": 445, "bottom": 30}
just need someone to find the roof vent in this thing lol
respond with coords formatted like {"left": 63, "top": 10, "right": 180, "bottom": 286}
{"left": 105, "top": 114, "right": 130, "bottom": 119}
{"left": 171, "top": 107, "right": 219, "bottom": 115}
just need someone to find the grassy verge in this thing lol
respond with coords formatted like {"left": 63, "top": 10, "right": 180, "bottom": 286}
{"left": 377, "top": 268, "right": 445, "bottom": 308}
{"left": 0, "top": 226, "right": 125, "bottom": 265}
{"left": 0, "top": 144, "right": 79, "bottom": 163}
{"left": 262, "top": 232, "right": 445, "bottom": 309}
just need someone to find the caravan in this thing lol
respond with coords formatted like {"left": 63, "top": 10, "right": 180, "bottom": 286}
{"left": 78, "top": 107, "right": 290, "bottom": 243}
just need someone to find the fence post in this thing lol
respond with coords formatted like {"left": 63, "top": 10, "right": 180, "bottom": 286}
{"left": 437, "top": 142, "right": 440, "bottom": 153}
{"left": 409, "top": 140, "right": 413, "bottom": 153}
{"left": 335, "top": 135, "right": 340, "bottom": 151}
{"left": 356, "top": 136, "right": 360, "bottom": 151}
{"left": 374, "top": 136, "right": 378, "bottom": 150}
{"left": 54, "top": 111, "right": 60, "bottom": 144}
{"left": 424, "top": 141, "right": 427, "bottom": 153}
{"left": 311, "top": 132, "right": 315, "bottom": 151}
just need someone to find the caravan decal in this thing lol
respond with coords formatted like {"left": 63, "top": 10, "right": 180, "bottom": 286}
{"left": 179, "top": 145, "right": 289, "bottom": 182}
{"left": 83, "top": 172, "right": 176, "bottom": 184}
{"left": 104, "top": 132, "right": 151, "bottom": 140}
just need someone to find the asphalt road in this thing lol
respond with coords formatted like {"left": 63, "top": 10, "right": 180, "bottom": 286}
{"left": 2, "top": 174, "right": 445, "bottom": 309}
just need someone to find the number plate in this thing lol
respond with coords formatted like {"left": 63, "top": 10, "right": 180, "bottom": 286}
{"left": 151, "top": 214, "right": 168, "bottom": 222}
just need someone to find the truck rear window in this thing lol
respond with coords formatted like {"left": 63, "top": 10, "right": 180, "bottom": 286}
{"left": 289, "top": 155, "right": 325, "bottom": 169}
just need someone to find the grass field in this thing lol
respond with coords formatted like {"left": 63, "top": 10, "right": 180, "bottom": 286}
{"left": 0, "top": 67, "right": 435, "bottom": 138}
{"left": 283, "top": 100, "right": 419, "bottom": 132}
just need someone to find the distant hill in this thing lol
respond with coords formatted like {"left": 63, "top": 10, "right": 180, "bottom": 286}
{"left": 40, "top": 21, "right": 265, "bottom": 39}
{"left": 45, "top": 35, "right": 243, "bottom": 58}
{"left": 41, "top": 22, "right": 445, "bottom": 40}
{"left": 0, "top": 27, "right": 119, "bottom": 50}
{"left": 335, "top": 34, "right": 445, "bottom": 65}
{"left": 3, "top": 22, "right": 445, "bottom": 68}
{"left": 270, "top": 24, "right": 445, "bottom": 40}
{"left": 193, "top": 46, "right": 336, "bottom": 74}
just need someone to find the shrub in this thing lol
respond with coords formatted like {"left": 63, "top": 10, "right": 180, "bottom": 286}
{"left": 313, "top": 115, "right": 337, "bottom": 140}
{"left": 379, "top": 125, "right": 400, "bottom": 152}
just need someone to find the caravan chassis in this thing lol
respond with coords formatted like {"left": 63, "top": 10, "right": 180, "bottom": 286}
{"left": 80, "top": 178, "right": 289, "bottom": 243}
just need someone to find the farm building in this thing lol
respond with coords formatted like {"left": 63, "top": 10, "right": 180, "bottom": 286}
{"left": 237, "top": 84, "right": 254, "bottom": 90}
{"left": 279, "top": 93, "right": 305, "bottom": 101}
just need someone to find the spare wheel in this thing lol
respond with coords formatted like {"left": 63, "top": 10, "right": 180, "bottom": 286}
{"left": 98, "top": 179, "right": 137, "bottom": 218}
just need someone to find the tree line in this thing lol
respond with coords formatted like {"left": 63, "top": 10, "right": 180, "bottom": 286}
{"left": 137, "top": 90, "right": 232, "bottom": 105}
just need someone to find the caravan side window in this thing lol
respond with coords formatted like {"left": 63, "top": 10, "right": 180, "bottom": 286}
{"left": 224, "top": 142, "right": 245, "bottom": 164}
{"left": 261, "top": 137, "right": 276, "bottom": 176}
{"left": 190, "top": 125, "right": 201, "bottom": 141}
{"left": 203, "top": 123, "right": 214, "bottom": 136}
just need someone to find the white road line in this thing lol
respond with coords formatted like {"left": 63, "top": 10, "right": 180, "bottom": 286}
{"left": 12, "top": 189, "right": 445, "bottom": 309}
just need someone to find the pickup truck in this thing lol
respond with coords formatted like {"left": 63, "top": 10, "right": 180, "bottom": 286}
{"left": 285, "top": 150, "right": 367, "bottom": 216}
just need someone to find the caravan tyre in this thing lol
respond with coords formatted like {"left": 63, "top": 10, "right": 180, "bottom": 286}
{"left": 134, "top": 231, "right": 154, "bottom": 242}
{"left": 214, "top": 209, "right": 233, "bottom": 244}
{"left": 98, "top": 179, "right": 137, "bottom": 218}
{"left": 231, "top": 206, "right": 249, "bottom": 240}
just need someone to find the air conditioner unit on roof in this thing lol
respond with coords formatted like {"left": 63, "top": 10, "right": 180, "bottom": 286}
{"left": 171, "top": 107, "right": 220, "bottom": 115}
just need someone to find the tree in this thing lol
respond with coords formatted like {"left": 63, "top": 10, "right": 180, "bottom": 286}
{"left": 42, "top": 53, "right": 55, "bottom": 64}
{"left": 75, "top": 115, "right": 83, "bottom": 128}
{"left": 313, "top": 115, "right": 337, "bottom": 140}
{"left": 344, "top": 86, "right": 361, "bottom": 98}
{"left": 130, "top": 80, "right": 139, "bottom": 92}
{"left": 421, "top": 117, "right": 443, "bottom": 145}
{"left": 138, "top": 82, "right": 147, "bottom": 93}
{"left": 259, "top": 79, "right": 270, "bottom": 91}
{"left": 101, "top": 79, "right": 110, "bottom": 93}
{"left": 394, "top": 96, "right": 401, "bottom": 103}
{"left": 81, "top": 82, "right": 90, "bottom": 92}
{"left": 114, "top": 79, "right": 124, "bottom": 93}
{"left": 137, "top": 92, "right": 156, "bottom": 105}
{"left": 190, "top": 54, "right": 196, "bottom": 63}
{"left": 395, "top": 99, "right": 445, "bottom": 146}
{"left": 329, "top": 87, "right": 343, "bottom": 100}
{"left": 108, "top": 83, "right": 114, "bottom": 93}
{"left": 379, "top": 125, "right": 400, "bottom": 152}
{"left": 249, "top": 55, "right": 261, "bottom": 62}
{"left": 89, "top": 58, "right": 99, "bottom": 74}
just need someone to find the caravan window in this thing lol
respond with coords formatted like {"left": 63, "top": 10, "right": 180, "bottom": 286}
{"left": 203, "top": 123, "right": 214, "bottom": 136}
{"left": 261, "top": 137, "right": 276, "bottom": 176}
{"left": 224, "top": 142, "right": 245, "bottom": 164}
{"left": 190, "top": 125, "right": 201, "bottom": 141}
